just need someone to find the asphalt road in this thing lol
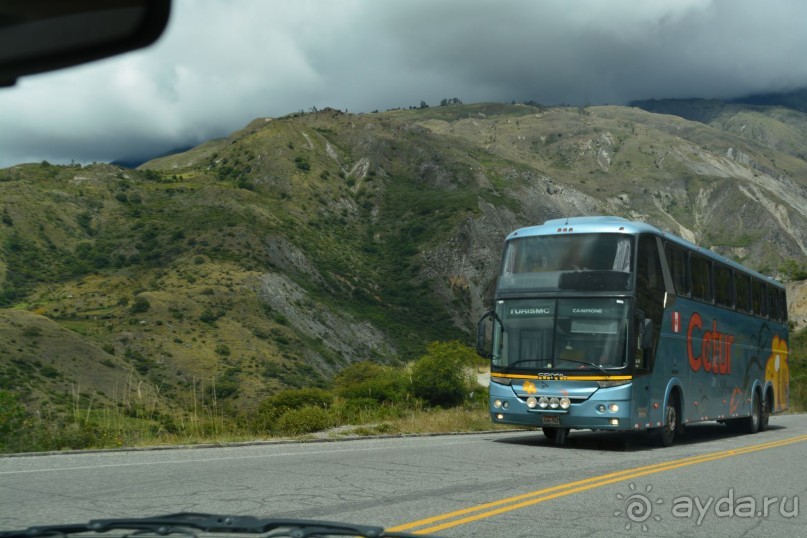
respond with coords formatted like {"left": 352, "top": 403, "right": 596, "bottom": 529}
{"left": 2, "top": 414, "right": 806, "bottom": 537}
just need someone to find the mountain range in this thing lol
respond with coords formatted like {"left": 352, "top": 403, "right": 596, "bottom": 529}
{"left": 2, "top": 97, "right": 806, "bottom": 418}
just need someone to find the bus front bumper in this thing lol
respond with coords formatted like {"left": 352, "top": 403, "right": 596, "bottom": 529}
{"left": 489, "top": 381, "right": 633, "bottom": 431}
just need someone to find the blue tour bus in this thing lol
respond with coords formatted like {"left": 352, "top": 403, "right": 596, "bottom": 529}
{"left": 477, "top": 216, "right": 789, "bottom": 446}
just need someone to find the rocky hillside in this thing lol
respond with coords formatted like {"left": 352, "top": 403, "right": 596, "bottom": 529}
{"left": 2, "top": 102, "right": 806, "bottom": 417}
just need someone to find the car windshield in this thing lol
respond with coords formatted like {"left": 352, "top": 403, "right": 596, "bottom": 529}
{"left": 0, "top": 1, "right": 804, "bottom": 537}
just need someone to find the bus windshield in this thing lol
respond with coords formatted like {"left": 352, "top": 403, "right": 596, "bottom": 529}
{"left": 498, "top": 233, "right": 634, "bottom": 292}
{"left": 491, "top": 298, "right": 630, "bottom": 371}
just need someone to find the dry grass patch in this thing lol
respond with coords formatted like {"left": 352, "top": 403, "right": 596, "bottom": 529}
{"left": 387, "top": 407, "right": 518, "bottom": 435}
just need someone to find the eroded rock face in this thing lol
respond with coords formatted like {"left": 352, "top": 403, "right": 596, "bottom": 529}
{"left": 788, "top": 280, "right": 807, "bottom": 331}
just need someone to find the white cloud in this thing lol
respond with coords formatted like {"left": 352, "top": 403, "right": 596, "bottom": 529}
{"left": 1, "top": 0, "right": 806, "bottom": 167}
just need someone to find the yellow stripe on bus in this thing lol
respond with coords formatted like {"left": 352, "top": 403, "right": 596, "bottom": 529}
{"left": 493, "top": 373, "right": 633, "bottom": 381}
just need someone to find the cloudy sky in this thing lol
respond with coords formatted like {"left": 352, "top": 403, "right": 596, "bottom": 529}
{"left": 2, "top": 0, "right": 807, "bottom": 168}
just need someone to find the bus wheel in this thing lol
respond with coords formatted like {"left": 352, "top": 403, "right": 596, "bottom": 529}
{"left": 652, "top": 395, "right": 678, "bottom": 447}
{"left": 543, "top": 427, "right": 569, "bottom": 446}
{"left": 745, "top": 393, "right": 761, "bottom": 434}
{"left": 759, "top": 393, "right": 771, "bottom": 432}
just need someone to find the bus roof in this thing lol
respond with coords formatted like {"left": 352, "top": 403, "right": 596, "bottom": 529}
{"left": 507, "top": 216, "right": 784, "bottom": 289}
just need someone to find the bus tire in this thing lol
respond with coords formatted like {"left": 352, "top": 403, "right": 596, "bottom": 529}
{"left": 553, "top": 428, "right": 569, "bottom": 446}
{"left": 759, "top": 392, "right": 771, "bottom": 432}
{"left": 542, "top": 426, "right": 558, "bottom": 440}
{"left": 726, "top": 393, "right": 761, "bottom": 434}
{"left": 652, "top": 394, "right": 678, "bottom": 447}
{"left": 745, "top": 392, "right": 761, "bottom": 434}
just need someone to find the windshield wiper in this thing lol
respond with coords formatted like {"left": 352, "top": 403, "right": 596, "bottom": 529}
{"left": 499, "top": 359, "right": 552, "bottom": 372}
{"left": 0, "top": 513, "right": 431, "bottom": 538}
{"left": 553, "top": 358, "right": 609, "bottom": 374}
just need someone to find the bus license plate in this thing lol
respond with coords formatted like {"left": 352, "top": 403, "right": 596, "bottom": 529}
{"left": 542, "top": 415, "right": 560, "bottom": 425}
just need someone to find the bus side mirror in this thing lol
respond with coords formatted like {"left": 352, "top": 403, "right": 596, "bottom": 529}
{"left": 477, "top": 311, "right": 494, "bottom": 358}
{"left": 634, "top": 309, "right": 653, "bottom": 351}
{"left": 640, "top": 318, "right": 654, "bottom": 350}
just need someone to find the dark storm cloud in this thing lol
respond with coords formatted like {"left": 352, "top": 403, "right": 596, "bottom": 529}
{"left": 365, "top": 0, "right": 807, "bottom": 104}
{"left": 2, "top": 0, "right": 806, "bottom": 167}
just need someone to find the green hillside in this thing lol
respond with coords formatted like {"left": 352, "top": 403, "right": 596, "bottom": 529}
{"left": 2, "top": 103, "right": 807, "bottom": 443}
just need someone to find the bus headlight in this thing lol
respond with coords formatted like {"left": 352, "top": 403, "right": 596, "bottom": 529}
{"left": 538, "top": 397, "right": 549, "bottom": 409}
{"left": 609, "top": 403, "right": 619, "bottom": 413}
{"left": 493, "top": 399, "right": 502, "bottom": 409}
{"left": 526, "top": 397, "right": 538, "bottom": 408}
{"left": 560, "top": 397, "right": 571, "bottom": 410}
{"left": 549, "top": 397, "right": 560, "bottom": 409}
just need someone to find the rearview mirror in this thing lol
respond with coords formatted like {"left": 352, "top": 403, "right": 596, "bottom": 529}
{"left": 0, "top": 0, "right": 171, "bottom": 86}
{"left": 476, "top": 310, "right": 494, "bottom": 358}
{"left": 640, "top": 318, "right": 654, "bottom": 350}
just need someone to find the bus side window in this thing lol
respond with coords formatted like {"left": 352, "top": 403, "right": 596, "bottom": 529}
{"left": 767, "top": 287, "right": 779, "bottom": 322}
{"left": 735, "top": 273, "right": 751, "bottom": 313}
{"left": 635, "top": 235, "right": 665, "bottom": 371}
{"left": 714, "top": 264, "right": 733, "bottom": 308}
{"left": 664, "top": 244, "right": 689, "bottom": 296}
{"left": 751, "top": 279, "right": 767, "bottom": 318}
{"left": 691, "top": 254, "right": 712, "bottom": 303}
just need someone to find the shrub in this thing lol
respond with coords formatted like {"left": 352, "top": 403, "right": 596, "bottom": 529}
{"left": 22, "top": 326, "right": 42, "bottom": 338}
{"left": 411, "top": 341, "right": 476, "bottom": 408}
{"left": 780, "top": 259, "right": 807, "bottom": 282}
{"left": 791, "top": 327, "right": 807, "bottom": 411}
{"left": 273, "top": 406, "right": 331, "bottom": 435}
{"left": 330, "top": 398, "right": 407, "bottom": 425}
{"left": 130, "top": 296, "right": 151, "bottom": 314}
{"left": 0, "top": 391, "right": 28, "bottom": 452}
{"left": 199, "top": 309, "right": 220, "bottom": 324}
{"left": 334, "top": 361, "right": 409, "bottom": 404}
{"left": 258, "top": 387, "right": 333, "bottom": 430}
{"left": 0, "top": 393, "right": 110, "bottom": 453}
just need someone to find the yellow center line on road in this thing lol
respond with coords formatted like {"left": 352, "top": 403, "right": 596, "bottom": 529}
{"left": 387, "top": 433, "right": 807, "bottom": 535}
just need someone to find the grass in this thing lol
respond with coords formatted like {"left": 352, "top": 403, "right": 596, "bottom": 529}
{"left": 0, "top": 391, "right": 513, "bottom": 453}
{"left": 321, "top": 407, "right": 518, "bottom": 439}
{"left": 1, "top": 342, "right": 500, "bottom": 453}
{"left": 380, "top": 406, "right": 513, "bottom": 435}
